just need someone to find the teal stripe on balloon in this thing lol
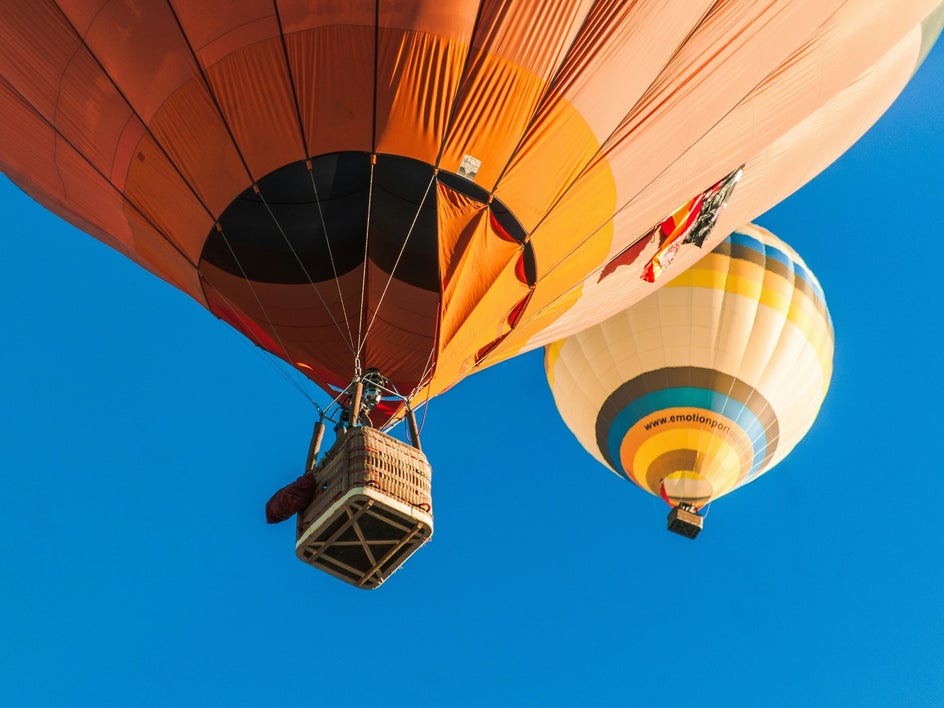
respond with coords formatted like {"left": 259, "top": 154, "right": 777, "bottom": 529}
{"left": 605, "top": 387, "right": 768, "bottom": 480}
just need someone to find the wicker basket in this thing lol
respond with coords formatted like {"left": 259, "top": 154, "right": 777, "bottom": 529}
{"left": 296, "top": 426, "right": 433, "bottom": 589}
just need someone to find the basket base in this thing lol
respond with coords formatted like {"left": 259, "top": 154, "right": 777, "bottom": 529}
{"left": 296, "top": 488, "right": 433, "bottom": 589}
{"left": 666, "top": 505, "right": 703, "bottom": 539}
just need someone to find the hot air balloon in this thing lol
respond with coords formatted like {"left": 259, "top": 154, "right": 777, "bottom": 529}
{"left": 0, "top": 1, "right": 939, "bottom": 412}
{"left": 544, "top": 224, "right": 833, "bottom": 538}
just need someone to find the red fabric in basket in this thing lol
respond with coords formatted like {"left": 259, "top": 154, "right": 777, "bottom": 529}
{"left": 265, "top": 474, "right": 319, "bottom": 524}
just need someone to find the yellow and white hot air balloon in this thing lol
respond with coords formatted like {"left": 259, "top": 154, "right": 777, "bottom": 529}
{"left": 544, "top": 224, "right": 833, "bottom": 537}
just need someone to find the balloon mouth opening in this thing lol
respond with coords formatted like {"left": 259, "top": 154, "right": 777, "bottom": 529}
{"left": 198, "top": 151, "right": 529, "bottom": 288}
{"left": 659, "top": 470, "right": 713, "bottom": 509}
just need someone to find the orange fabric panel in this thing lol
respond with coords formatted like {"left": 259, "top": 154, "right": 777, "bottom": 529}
{"left": 203, "top": 39, "right": 306, "bottom": 181}
{"left": 599, "top": 0, "right": 843, "bottom": 207}
{"left": 58, "top": 0, "right": 198, "bottom": 124}
{"left": 472, "top": 0, "right": 593, "bottom": 81}
{"left": 0, "top": 78, "right": 135, "bottom": 257}
{"left": 438, "top": 0, "right": 594, "bottom": 187}
{"left": 57, "top": 50, "right": 137, "bottom": 179}
{"left": 171, "top": 1, "right": 280, "bottom": 66}
{"left": 378, "top": 0, "right": 478, "bottom": 39}
{"left": 359, "top": 261, "right": 440, "bottom": 392}
{"left": 285, "top": 26, "right": 375, "bottom": 156}
{"left": 124, "top": 205, "right": 205, "bottom": 304}
{"left": 122, "top": 133, "right": 213, "bottom": 264}
{"left": 437, "top": 54, "right": 548, "bottom": 190}
{"left": 436, "top": 183, "right": 521, "bottom": 349}
{"left": 428, "top": 253, "right": 527, "bottom": 399}
{"left": 374, "top": 32, "right": 467, "bottom": 163}
{"left": 200, "top": 263, "right": 362, "bottom": 384}
{"left": 551, "top": 0, "right": 716, "bottom": 143}
{"left": 145, "top": 78, "right": 252, "bottom": 218}
{"left": 278, "top": 0, "right": 374, "bottom": 31}
{"left": 0, "top": 1, "right": 84, "bottom": 121}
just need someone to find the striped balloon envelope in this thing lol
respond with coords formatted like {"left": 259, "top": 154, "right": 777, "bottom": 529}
{"left": 544, "top": 224, "right": 833, "bottom": 512}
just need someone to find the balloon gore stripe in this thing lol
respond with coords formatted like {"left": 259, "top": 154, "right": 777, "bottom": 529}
{"left": 595, "top": 367, "right": 779, "bottom": 487}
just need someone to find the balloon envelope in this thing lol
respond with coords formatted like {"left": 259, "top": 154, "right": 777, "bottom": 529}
{"left": 545, "top": 224, "right": 833, "bottom": 508}
{"left": 0, "top": 1, "right": 938, "bottom": 410}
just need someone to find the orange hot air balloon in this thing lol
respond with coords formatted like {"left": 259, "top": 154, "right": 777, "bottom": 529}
{"left": 0, "top": 1, "right": 940, "bottom": 415}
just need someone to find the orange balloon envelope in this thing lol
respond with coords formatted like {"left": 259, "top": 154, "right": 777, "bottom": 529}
{"left": 0, "top": 1, "right": 940, "bottom": 413}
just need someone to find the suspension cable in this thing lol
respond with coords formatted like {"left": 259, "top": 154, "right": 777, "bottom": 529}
{"left": 357, "top": 171, "right": 437, "bottom": 358}
{"left": 305, "top": 163, "right": 357, "bottom": 350}
{"left": 253, "top": 184, "right": 355, "bottom": 355}
{"left": 215, "top": 224, "right": 298, "bottom": 368}
{"left": 355, "top": 156, "right": 376, "bottom": 370}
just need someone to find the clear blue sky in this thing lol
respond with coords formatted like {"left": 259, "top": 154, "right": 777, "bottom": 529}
{"left": 1, "top": 40, "right": 941, "bottom": 708}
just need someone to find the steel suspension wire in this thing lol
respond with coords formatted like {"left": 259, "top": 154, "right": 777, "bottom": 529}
{"left": 215, "top": 225, "right": 298, "bottom": 367}
{"left": 306, "top": 164, "right": 357, "bottom": 351}
{"left": 204, "top": 271, "right": 320, "bottom": 407}
{"left": 357, "top": 171, "right": 437, "bottom": 357}
{"left": 254, "top": 184, "right": 355, "bottom": 356}
{"left": 354, "top": 157, "right": 377, "bottom": 374}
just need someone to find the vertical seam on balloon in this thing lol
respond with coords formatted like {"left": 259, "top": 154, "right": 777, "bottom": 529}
{"left": 483, "top": 0, "right": 603, "bottom": 198}
{"left": 470, "top": 0, "right": 724, "bottom": 367}
{"left": 214, "top": 222, "right": 298, "bottom": 367}
{"left": 160, "top": 1, "right": 307, "bottom": 363}
{"left": 272, "top": 0, "right": 312, "bottom": 157}
{"left": 268, "top": 3, "right": 358, "bottom": 354}
{"left": 0, "top": 72, "right": 196, "bottom": 270}
{"left": 502, "top": 0, "right": 723, "bottom": 242}
{"left": 163, "top": 0, "right": 257, "bottom": 187}
{"left": 432, "top": 0, "right": 488, "bottom": 170}
{"left": 50, "top": 3, "right": 225, "bottom": 224}
{"left": 481, "top": 1, "right": 852, "bottom": 354}
{"left": 372, "top": 0, "right": 380, "bottom": 153}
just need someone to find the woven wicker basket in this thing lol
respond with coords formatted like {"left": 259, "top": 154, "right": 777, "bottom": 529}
{"left": 296, "top": 426, "right": 433, "bottom": 588}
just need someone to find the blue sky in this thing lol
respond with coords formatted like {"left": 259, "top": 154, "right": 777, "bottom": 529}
{"left": 1, "top": 40, "right": 942, "bottom": 708}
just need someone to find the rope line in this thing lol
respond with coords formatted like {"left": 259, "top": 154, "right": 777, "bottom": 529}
{"left": 306, "top": 164, "right": 357, "bottom": 350}
{"left": 357, "top": 171, "right": 437, "bottom": 356}
{"left": 254, "top": 185, "right": 355, "bottom": 355}
{"left": 354, "top": 158, "right": 376, "bottom": 374}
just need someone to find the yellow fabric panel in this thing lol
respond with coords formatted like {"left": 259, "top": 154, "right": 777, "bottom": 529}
{"left": 629, "top": 428, "right": 745, "bottom": 502}
{"left": 492, "top": 88, "right": 613, "bottom": 232}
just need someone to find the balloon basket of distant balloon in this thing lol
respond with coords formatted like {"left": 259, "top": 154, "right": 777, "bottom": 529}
{"left": 295, "top": 426, "right": 433, "bottom": 589}
{"left": 666, "top": 504, "right": 704, "bottom": 539}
